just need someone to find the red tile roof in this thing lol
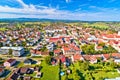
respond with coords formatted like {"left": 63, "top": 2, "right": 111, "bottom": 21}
{"left": 63, "top": 47, "right": 70, "bottom": 51}
{"left": 49, "top": 38, "right": 60, "bottom": 42}
{"left": 7, "top": 59, "right": 16, "bottom": 63}
{"left": 74, "top": 46, "right": 80, "bottom": 51}
{"left": 96, "top": 46, "right": 103, "bottom": 49}
{"left": 60, "top": 55, "right": 66, "bottom": 63}
{"left": 54, "top": 49, "right": 61, "bottom": 54}
{"left": 30, "top": 49, "right": 41, "bottom": 55}
{"left": 73, "top": 54, "right": 83, "bottom": 61}
{"left": 111, "top": 53, "right": 120, "bottom": 58}
{"left": 103, "top": 54, "right": 110, "bottom": 60}
{"left": 83, "top": 55, "right": 97, "bottom": 61}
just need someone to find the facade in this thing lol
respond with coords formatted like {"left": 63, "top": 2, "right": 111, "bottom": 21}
{"left": 24, "top": 59, "right": 34, "bottom": 65}
{"left": 0, "top": 68, "right": 4, "bottom": 76}
{"left": 71, "top": 54, "right": 84, "bottom": 62}
{"left": 4, "top": 59, "right": 16, "bottom": 67}
{"left": 0, "top": 49, "right": 9, "bottom": 54}
{"left": 0, "top": 47, "right": 24, "bottom": 56}
{"left": 105, "top": 77, "right": 120, "bottom": 80}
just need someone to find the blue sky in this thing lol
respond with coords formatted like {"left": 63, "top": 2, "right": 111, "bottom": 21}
{"left": 0, "top": 0, "right": 120, "bottom": 21}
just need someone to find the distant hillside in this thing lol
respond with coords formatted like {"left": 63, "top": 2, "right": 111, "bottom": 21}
{"left": 0, "top": 18, "right": 83, "bottom": 23}
{"left": 0, "top": 18, "right": 120, "bottom": 31}
{"left": 0, "top": 18, "right": 113, "bottom": 23}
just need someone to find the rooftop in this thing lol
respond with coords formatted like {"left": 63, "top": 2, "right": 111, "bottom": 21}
{"left": 1, "top": 47, "right": 24, "bottom": 51}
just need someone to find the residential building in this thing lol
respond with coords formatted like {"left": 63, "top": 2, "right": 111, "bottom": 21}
{"left": 0, "top": 47, "right": 24, "bottom": 56}
{"left": 4, "top": 59, "right": 16, "bottom": 67}
{"left": 0, "top": 68, "right": 4, "bottom": 76}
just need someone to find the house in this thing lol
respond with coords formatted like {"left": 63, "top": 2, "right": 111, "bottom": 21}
{"left": 49, "top": 37, "right": 61, "bottom": 43}
{"left": 0, "top": 47, "right": 24, "bottom": 56}
{"left": 41, "top": 51, "right": 49, "bottom": 56}
{"left": 59, "top": 55, "right": 66, "bottom": 64}
{"left": 30, "top": 49, "right": 49, "bottom": 56}
{"left": 0, "top": 48, "right": 9, "bottom": 54}
{"left": 46, "top": 43, "right": 54, "bottom": 51}
{"left": 103, "top": 34, "right": 120, "bottom": 41}
{"left": 110, "top": 40, "right": 120, "bottom": 52}
{"left": 95, "top": 43, "right": 103, "bottom": 51}
{"left": 102, "top": 54, "right": 110, "bottom": 61}
{"left": 114, "top": 58, "right": 120, "bottom": 63}
{"left": 71, "top": 54, "right": 84, "bottom": 62}
{"left": 111, "top": 53, "right": 120, "bottom": 63}
{"left": 62, "top": 44, "right": 81, "bottom": 56}
{"left": 66, "top": 57, "right": 71, "bottom": 67}
{"left": 54, "top": 49, "right": 61, "bottom": 56}
{"left": 8, "top": 67, "right": 33, "bottom": 80}
{"left": 0, "top": 68, "right": 4, "bottom": 76}
{"left": 24, "top": 58, "right": 35, "bottom": 65}
{"left": 12, "top": 47, "right": 25, "bottom": 57}
{"left": 51, "top": 57, "right": 57, "bottom": 66}
{"left": 18, "top": 67, "right": 33, "bottom": 74}
{"left": 95, "top": 46, "right": 103, "bottom": 51}
{"left": 10, "top": 72, "right": 19, "bottom": 80}
{"left": 23, "top": 76, "right": 32, "bottom": 80}
{"left": 83, "top": 55, "right": 97, "bottom": 64}
{"left": 36, "top": 72, "right": 42, "bottom": 78}
{"left": 34, "top": 66, "right": 41, "bottom": 72}
{"left": 30, "top": 49, "right": 41, "bottom": 56}
{"left": 4, "top": 59, "right": 16, "bottom": 67}
{"left": 87, "top": 35, "right": 97, "bottom": 41}
{"left": 89, "top": 55, "right": 98, "bottom": 64}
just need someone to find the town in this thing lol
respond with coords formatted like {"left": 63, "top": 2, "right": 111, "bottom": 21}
{"left": 0, "top": 22, "right": 120, "bottom": 80}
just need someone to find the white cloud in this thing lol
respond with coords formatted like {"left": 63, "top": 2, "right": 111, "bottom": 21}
{"left": 0, "top": 0, "right": 120, "bottom": 21}
{"left": 0, "top": 0, "right": 57, "bottom": 15}
{"left": 75, "top": 8, "right": 81, "bottom": 11}
{"left": 16, "top": 0, "right": 28, "bottom": 8}
{"left": 65, "top": 0, "right": 70, "bottom": 3}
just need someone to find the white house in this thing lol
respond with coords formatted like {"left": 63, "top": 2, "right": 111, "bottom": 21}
{"left": 114, "top": 59, "right": 120, "bottom": 63}
{"left": 0, "top": 47, "right": 24, "bottom": 56}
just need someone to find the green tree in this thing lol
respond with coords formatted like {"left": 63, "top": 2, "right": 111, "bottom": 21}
{"left": 0, "top": 42, "right": 3, "bottom": 47}
{"left": 49, "top": 52, "right": 54, "bottom": 56}
{"left": 98, "top": 42, "right": 105, "bottom": 47}
{"left": 85, "top": 73, "right": 93, "bottom": 80}
{"left": 9, "top": 49, "right": 13, "bottom": 55}
{"left": 21, "top": 41, "right": 27, "bottom": 47}
{"left": 110, "top": 61, "right": 117, "bottom": 68}
{"left": 45, "top": 56, "right": 51, "bottom": 65}
{"left": 81, "top": 44, "right": 96, "bottom": 55}
{"left": 80, "top": 61, "right": 89, "bottom": 71}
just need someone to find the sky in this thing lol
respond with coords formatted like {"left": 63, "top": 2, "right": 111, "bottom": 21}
{"left": 0, "top": 0, "right": 120, "bottom": 21}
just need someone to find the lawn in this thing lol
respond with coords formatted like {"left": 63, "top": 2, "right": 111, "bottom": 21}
{"left": 61, "top": 61, "right": 120, "bottom": 80}
{"left": 25, "top": 72, "right": 37, "bottom": 77}
{"left": 17, "top": 60, "right": 60, "bottom": 80}
{"left": 40, "top": 61, "right": 59, "bottom": 80}
{"left": 17, "top": 62, "right": 24, "bottom": 67}
{"left": 92, "top": 71, "right": 120, "bottom": 80}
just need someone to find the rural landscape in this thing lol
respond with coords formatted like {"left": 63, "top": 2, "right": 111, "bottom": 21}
{"left": 0, "top": 20, "right": 120, "bottom": 80}
{"left": 1, "top": 0, "right": 120, "bottom": 80}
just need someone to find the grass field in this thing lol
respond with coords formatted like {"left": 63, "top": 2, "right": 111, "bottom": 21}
{"left": 40, "top": 61, "right": 59, "bottom": 80}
